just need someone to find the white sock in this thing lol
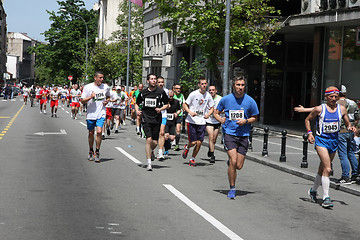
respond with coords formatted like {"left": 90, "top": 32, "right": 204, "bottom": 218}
{"left": 147, "top": 159, "right": 151, "bottom": 165}
{"left": 158, "top": 149, "right": 163, "bottom": 155}
{"left": 312, "top": 174, "right": 322, "bottom": 191}
{"left": 321, "top": 176, "right": 330, "bottom": 199}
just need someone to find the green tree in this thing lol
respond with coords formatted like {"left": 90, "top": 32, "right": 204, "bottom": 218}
{"left": 151, "top": 0, "right": 281, "bottom": 91}
{"left": 179, "top": 58, "right": 204, "bottom": 97}
{"left": 31, "top": 0, "right": 98, "bottom": 85}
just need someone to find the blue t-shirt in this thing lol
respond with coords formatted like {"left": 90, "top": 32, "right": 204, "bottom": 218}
{"left": 217, "top": 93, "right": 259, "bottom": 136}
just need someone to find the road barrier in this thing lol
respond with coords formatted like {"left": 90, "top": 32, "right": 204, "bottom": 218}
{"left": 279, "top": 130, "right": 287, "bottom": 162}
{"left": 262, "top": 127, "right": 269, "bottom": 156}
{"left": 301, "top": 133, "right": 309, "bottom": 168}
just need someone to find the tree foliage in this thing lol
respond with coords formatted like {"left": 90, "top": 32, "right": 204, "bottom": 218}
{"left": 30, "top": 0, "right": 98, "bottom": 85}
{"left": 151, "top": 0, "right": 281, "bottom": 91}
{"left": 179, "top": 58, "right": 204, "bottom": 97}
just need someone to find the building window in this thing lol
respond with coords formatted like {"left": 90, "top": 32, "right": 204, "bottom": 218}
{"left": 341, "top": 26, "right": 360, "bottom": 100}
{"left": 323, "top": 28, "right": 342, "bottom": 89}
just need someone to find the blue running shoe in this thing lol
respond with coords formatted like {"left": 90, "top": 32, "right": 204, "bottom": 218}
{"left": 308, "top": 188, "right": 317, "bottom": 203}
{"left": 322, "top": 197, "right": 333, "bottom": 208}
{"left": 164, "top": 150, "right": 169, "bottom": 156}
{"left": 227, "top": 189, "right": 236, "bottom": 199}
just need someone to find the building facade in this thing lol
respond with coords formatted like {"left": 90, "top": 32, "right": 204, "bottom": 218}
{"left": 6, "top": 32, "right": 38, "bottom": 86}
{"left": 142, "top": 0, "right": 360, "bottom": 125}
{"left": 0, "top": 0, "right": 6, "bottom": 86}
{"left": 96, "top": 0, "right": 123, "bottom": 41}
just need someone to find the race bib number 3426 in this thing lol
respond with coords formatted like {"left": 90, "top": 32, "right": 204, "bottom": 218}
{"left": 229, "top": 110, "right": 244, "bottom": 121}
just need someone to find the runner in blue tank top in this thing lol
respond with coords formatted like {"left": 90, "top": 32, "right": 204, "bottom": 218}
{"left": 305, "top": 86, "right": 356, "bottom": 208}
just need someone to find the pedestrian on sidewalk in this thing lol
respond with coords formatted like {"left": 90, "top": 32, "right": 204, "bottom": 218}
{"left": 214, "top": 76, "right": 259, "bottom": 199}
{"left": 305, "top": 86, "right": 356, "bottom": 208}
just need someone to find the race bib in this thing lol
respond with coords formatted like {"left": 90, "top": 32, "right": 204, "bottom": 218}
{"left": 72, "top": 97, "right": 79, "bottom": 102}
{"left": 94, "top": 91, "right": 105, "bottom": 100}
{"left": 145, "top": 98, "right": 157, "bottom": 108}
{"left": 229, "top": 110, "right": 244, "bottom": 121}
{"left": 167, "top": 113, "right": 174, "bottom": 120}
{"left": 323, "top": 122, "right": 338, "bottom": 133}
{"left": 195, "top": 110, "right": 204, "bottom": 117}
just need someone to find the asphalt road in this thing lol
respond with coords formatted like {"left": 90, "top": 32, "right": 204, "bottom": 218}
{"left": 1, "top": 98, "right": 360, "bottom": 240}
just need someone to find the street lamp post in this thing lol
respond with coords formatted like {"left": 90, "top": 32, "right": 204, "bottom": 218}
{"left": 60, "top": 9, "right": 88, "bottom": 81}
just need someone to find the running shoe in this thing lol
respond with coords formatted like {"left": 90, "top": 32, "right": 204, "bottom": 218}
{"left": 74, "top": 116, "right": 77, "bottom": 120}
{"left": 43, "top": 110, "right": 46, "bottom": 114}
{"left": 210, "top": 155, "right": 215, "bottom": 163}
{"left": 322, "top": 197, "right": 333, "bottom": 208}
{"left": 71, "top": 113, "right": 73, "bottom": 118}
{"left": 102, "top": 134, "right": 105, "bottom": 140}
{"left": 115, "top": 129, "right": 118, "bottom": 133}
{"left": 308, "top": 188, "right": 317, "bottom": 203}
{"left": 147, "top": 164, "right": 152, "bottom": 171}
{"left": 338, "top": 177, "right": 352, "bottom": 185}
{"left": 158, "top": 153, "right": 165, "bottom": 161}
{"left": 95, "top": 152, "right": 100, "bottom": 163}
{"left": 207, "top": 150, "right": 211, "bottom": 157}
{"left": 88, "top": 151, "right": 95, "bottom": 161}
{"left": 351, "top": 175, "right": 359, "bottom": 183}
{"left": 123, "top": 121, "right": 126, "bottom": 126}
{"left": 164, "top": 150, "right": 169, "bottom": 156}
{"left": 40, "top": 111, "right": 42, "bottom": 114}
{"left": 136, "top": 130, "right": 141, "bottom": 135}
{"left": 107, "top": 128, "right": 110, "bottom": 136}
{"left": 182, "top": 144, "right": 189, "bottom": 159}
{"left": 51, "top": 114, "right": 54, "bottom": 118}
{"left": 227, "top": 189, "right": 236, "bottom": 199}
{"left": 55, "top": 114, "right": 58, "bottom": 118}
{"left": 151, "top": 151, "right": 155, "bottom": 161}
{"left": 110, "top": 123, "right": 115, "bottom": 130}
{"left": 189, "top": 159, "right": 196, "bottom": 166}
{"left": 173, "top": 145, "right": 180, "bottom": 151}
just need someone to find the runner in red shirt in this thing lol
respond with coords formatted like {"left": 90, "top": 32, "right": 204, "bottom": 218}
{"left": 39, "top": 85, "right": 49, "bottom": 114}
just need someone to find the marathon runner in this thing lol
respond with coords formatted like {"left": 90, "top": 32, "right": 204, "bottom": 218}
{"left": 214, "top": 76, "right": 259, "bottom": 199}
{"left": 39, "top": 85, "right": 49, "bottom": 114}
{"left": 156, "top": 76, "right": 169, "bottom": 160}
{"left": 22, "top": 86, "right": 29, "bottom": 105}
{"left": 172, "top": 83, "right": 186, "bottom": 151}
{"left": 129, "top": 86, "right": 137, "bottom": 125}
{"left": 135, "top": 74, "right": 169, "bottom": 171}
{"left": 113, "top": 86, "right": 128, "bottom": 133}
{"left": 206, "top": 85, "right": 222, "bottom": 163}
{"left": 164, "top": 90, "right": 181, "bottom": 157}
{"left": 50, "top": 86, "right": 61, "bottom": 118}
{"left": 305, "top": 86, "right": 356, "bottom": 208}
{"left": 70, "top": 84, "right": 82, "bottom": 119}
{"left": 182, "top": 77, "right": 214, "bottom": 166}
{"left": 81, "top": 71, "right": 110, "bottom": 163}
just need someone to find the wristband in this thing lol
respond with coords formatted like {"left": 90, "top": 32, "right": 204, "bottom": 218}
{"left": 245, "top": 119, "right": 248, "bottom": 124}
{"left": 307, "top": 130, "right": 313, "bottom": 134}
{"left": 347, "top": 126, "right": 352, "bottom": 131}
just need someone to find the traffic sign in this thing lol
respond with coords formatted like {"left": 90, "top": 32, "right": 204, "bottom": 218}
{"left": 68, "top": 75, "right": 73, "bottom": 81}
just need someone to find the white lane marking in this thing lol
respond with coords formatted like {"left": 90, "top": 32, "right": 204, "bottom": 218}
{"left": 163, "top": 184, "right": 244, "bottom": 240}
{"left": 80, "top": 122, "right": 87, "bottom": 127}
{"left": 110, "top": 232, "right": 122, "bottom": 235}
{"left": 252, "top": 138, "right": 316, "bottom": 153}
{"left": 65, "top": 111, "right": 69, "bottom": 114}
{"left": 108, "top": 223, "right": 120, "bottom": 226}
{"left": 115, "top": 147, "right": 142, "bottom": 165}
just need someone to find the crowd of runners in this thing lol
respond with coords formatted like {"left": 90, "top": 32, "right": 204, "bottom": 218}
{"left": 16, "top": 72, "right": 360, "bottom": 208}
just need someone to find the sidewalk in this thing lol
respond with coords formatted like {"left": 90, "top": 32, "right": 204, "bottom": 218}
{"left": 210, "top": 124, "right": 360, "bottom": 197}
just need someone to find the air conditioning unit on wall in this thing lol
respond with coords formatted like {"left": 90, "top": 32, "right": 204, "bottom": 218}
{"left": 301, "top": 0, "right": 320, "bottom": 14}
{"left": 349, "top": 0, "right": 360, "bottom": 8}
{"left": 320, "top": 0, "right": 349, "bottom": 10}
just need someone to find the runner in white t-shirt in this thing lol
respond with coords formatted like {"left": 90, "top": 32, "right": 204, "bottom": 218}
{"left": 22, "top": 86, "right": 29, "bottom": 105}
{"left": 182, "top": 78, "right": 214, "bottom": 166}
{"left": 112, "top": 86, "right": 128, "bottom": 133}
{"left": 50, "top": 86, "right": 61, "bottom": 117}
{"left": 70, "top": 84, "right": 82, "bottom": 119}
{"left": 157, "top": 76, "right": 169, "bottom": 160}
{"left": 81, "top": 72, "right": 110, "bottom": 163}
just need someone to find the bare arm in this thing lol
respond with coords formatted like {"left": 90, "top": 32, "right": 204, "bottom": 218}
{"left": 341, "top": 105, "right": 357, "bottom": 132}
{"left": 294, "top": 105, "right": 314, "bottom": 113}
{"left": 183, "top": 102, "right": 196, "bottom": 117}
{"left": 305, "top": 105, "right": 321, "bottom": 144}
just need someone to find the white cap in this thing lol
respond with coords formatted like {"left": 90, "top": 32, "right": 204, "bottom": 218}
{"left": 340, "top": 85, "right": 347, "bottom": 94}
{"left": 116, "top": 86, "right": 121, "bottom": 90}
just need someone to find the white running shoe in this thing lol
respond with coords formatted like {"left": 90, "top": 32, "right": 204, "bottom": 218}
{"left": 147, "top": 164, "right": 152, "bottom": 171}
{"left": 157, "top": 153, "right": 165, "bottom": 161}
{"left": 71, "top": 113, "right": 73, "bottom": 118}
{"left": 43, "top": 110, "right": 46, "bottom": 114}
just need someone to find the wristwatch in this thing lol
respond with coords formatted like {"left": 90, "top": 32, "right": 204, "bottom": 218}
{"left": 245, "top": 119, "right": 248, "bottom": 124}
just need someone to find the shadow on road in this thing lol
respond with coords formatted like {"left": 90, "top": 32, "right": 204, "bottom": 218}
{"left": 213, "top": 189, "right": 255, "bottom": 197}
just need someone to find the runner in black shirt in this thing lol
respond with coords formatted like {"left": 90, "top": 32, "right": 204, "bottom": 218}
{"left": 136, "top": 74, "right": 169, "bottom": 171}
